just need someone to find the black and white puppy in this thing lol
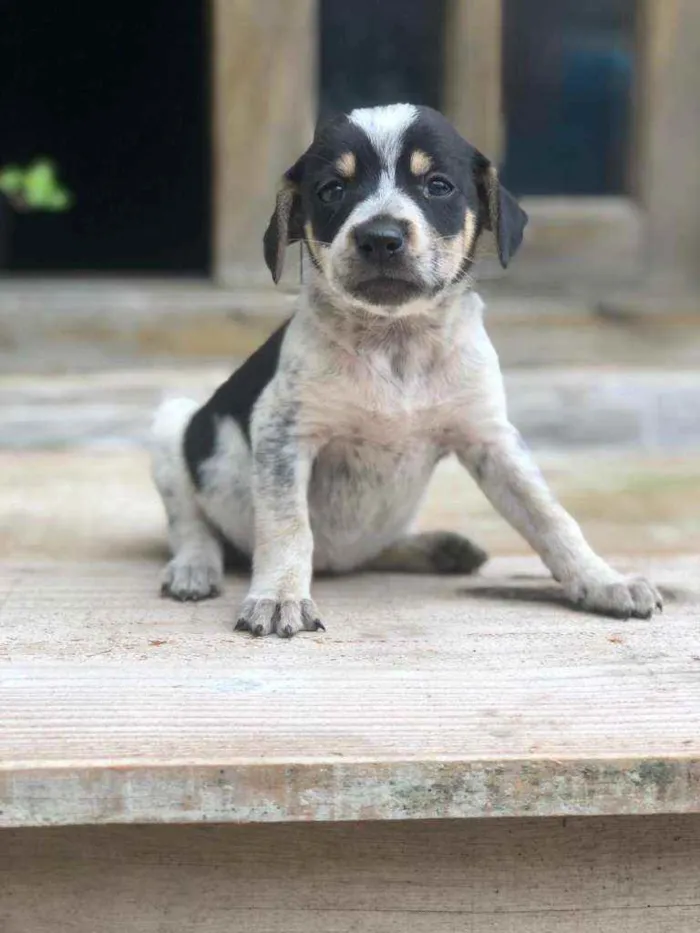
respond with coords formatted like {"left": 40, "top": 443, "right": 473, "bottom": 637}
{"left": 151, "top": 103, "right": 662, "bottom": 636}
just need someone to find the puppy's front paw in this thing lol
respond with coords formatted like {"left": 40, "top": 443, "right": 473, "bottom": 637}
{"left": 566, "top": 573, "right": 663, "bottom": 620}
{"left": 235, "top": 597, "right": 325, "bottom": 638}
{"left": 161, "top": 558, "right": 222, "bottom": 602}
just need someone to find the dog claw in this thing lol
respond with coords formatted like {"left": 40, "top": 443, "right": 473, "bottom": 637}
{"left": 568, "top": 574, "right": 663, "bottom": 620}
{"left": 234, "top": 597, "right": 325, "bottom": 637}
{"left": 160, "top": 560, "right": 223, "bottom": 603}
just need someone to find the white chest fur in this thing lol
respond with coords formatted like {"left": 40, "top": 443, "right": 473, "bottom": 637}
{"left": 293, "top": 295, "right": 506, "bottom": 453}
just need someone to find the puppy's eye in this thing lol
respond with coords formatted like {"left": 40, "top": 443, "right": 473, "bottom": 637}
{"left": 425, "top": 176, "right": 454, "bottom": 198}
{"left": 317, "top": 180, "right": 345, "bottom": 204}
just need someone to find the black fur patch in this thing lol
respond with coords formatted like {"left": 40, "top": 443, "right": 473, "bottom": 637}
{"left": 397, "top": 110, "right": 482, "bottom": 237}
{"left": 301, "top": 116, "right": 383, "bottom": 249}
{"left": 292, "top": 108, "right": 484, "bottom": 252}
{"left": 184, "top": 320, "right": 290, "bottom": 489}
{"left": 279, "top": 105, "right": 526, "bottom": 277}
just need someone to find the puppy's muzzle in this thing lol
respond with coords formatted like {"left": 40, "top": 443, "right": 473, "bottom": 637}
{"left": 353, "top": 217, "right": 406, "bottom": 260}
{"left": 347, "top": 215, "right": 423, "bottom": 306}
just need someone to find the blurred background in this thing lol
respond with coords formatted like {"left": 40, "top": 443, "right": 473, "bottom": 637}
{"left": 1, "top": 0, "right": 700, "bottom": 563}
{"left": 0, "top": 0, "right": 697, "bottom": 283}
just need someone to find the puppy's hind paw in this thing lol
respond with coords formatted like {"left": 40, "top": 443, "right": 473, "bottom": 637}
{"left": 427, "top": 531, "right": 489, "bottom": 575}
{"left": 366, "top": 531, "right": 488, "bottom": 576}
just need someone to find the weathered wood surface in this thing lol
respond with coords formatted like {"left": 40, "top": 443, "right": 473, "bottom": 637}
{"left": 2, "top": 816, "right": 700, "bottom": 931}
{"left": 1, "top": 556, "right": 699, "bottom": 827}
{"left": 444, "top": 0, "right": 503, "bottom": 159}
{"left": 212, "top": 0, "right": 316, "bottom": 286}
{"left": 3, "top": 451, "right": 700, "bottom": 560}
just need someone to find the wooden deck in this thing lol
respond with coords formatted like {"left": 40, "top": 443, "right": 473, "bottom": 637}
{"left": 2, "top": 556, "right": 699, "bottom": 828}
{"left": 2, "top": 448, "right": 700, "bottom": 930}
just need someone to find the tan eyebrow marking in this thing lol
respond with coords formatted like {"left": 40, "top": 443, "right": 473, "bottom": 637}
{"left": 335, "top": 151, "right": 356, "bottom": 178}
{"left": 410, "top": 149, "right": 432, "bottom": 176}
{"left": 464, "top": 209, "right": 478, "bottom": 258}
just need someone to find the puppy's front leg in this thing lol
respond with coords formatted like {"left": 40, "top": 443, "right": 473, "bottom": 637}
{"left": 235, "top": 402, "right": 324, "bottom": 638}
{"left": 458, "top": 426, "right": 663, "bottom": 619}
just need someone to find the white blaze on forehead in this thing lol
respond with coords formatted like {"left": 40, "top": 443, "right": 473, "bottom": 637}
{"left": 348, "top": 104, "right": 418, "bottom": 173}
{"left": 337, "top": 104, "right": 432, "bottom": 286}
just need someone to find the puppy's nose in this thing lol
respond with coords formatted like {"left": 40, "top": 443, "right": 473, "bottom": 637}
{"left": 354, "top": 217, "right": 406, "bottom": 259}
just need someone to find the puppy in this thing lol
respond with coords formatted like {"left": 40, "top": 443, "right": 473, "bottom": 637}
{"left": 151, "top": 103, "right": 662, "bottom": 636}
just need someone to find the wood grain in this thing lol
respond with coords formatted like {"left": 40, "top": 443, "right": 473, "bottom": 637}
{"left": 212, "top": 0, "right": 316, "bottom": 286}
{"left": 1, "top": 558, "right": 699, "bottom": 827}
{"left": 2, "top": 816, "right": 700, "bottom": 931}
{"left": 444, "top": 0, "right": 503, "bottom": 159}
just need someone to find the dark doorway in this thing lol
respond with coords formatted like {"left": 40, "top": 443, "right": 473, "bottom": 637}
{"left": 0, "top": 1, "right": 210, "bottom": 273}
{"left": 502, "top": 0, "right": 636, "bottom": 195}
{"left": 319, "top": 0, "right": 446, "bottom": 118}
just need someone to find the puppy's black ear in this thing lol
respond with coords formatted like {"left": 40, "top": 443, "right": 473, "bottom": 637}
{"left": 263, "top": 157, "right": 305, "bottom": 285}
{"left": 474, "top": 155, "right": 528, "bottom": 268}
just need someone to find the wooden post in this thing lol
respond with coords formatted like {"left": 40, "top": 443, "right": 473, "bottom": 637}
{"left": 212, "top": 0, "right": 317, "bottom": 288}
{"left": 639, "top": 0, "right": 700, "bottom": 292}
{"left": 443, "top": 0, "right": 503, "bottom": 161}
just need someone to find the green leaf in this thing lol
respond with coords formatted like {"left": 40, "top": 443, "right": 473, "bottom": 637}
{"left": 24, "top": 161, "right": 55, "bottom": 207}
{"left": 0, "top": 165, "right": 25, "bottom": 196}
{"left": 45, "top": 190, "right": 72, "bottom": 211}
{"left": 0, "top": 158, "right": 73, "bottom": 211}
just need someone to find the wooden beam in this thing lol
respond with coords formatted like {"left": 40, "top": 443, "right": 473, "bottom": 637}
{"left": 3, "top": 817, "right": 700, "bottom": 931}
{"left": 212, "top": 0, "right": 317, "bottom": 287}
{"left": 638, "top": 0, "right": 700, "bottom": 289}
{"left": 443, "top": 0, "right": 503, "bottom": 160}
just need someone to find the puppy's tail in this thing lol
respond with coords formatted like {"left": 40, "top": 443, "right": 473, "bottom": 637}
{"left": 150, "top": 396, "right": 200, "bottom": 489}
{"left": 151, "top": 396, "right": 199, "bottom": 448}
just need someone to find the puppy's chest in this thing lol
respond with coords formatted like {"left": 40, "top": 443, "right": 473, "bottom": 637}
{"left": 302, "top": 348, "right": 462, "bottom": 446}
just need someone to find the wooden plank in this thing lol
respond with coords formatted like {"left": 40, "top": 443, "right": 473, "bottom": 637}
{"left": 212, "top": 0, "right": 317, "bottom": 286}
{"left": 444, "top": 0, "right": 503, "bottom": 159}
{"left": 1, "top": 558, "right": 699, "bottom": 827}
{"left": 638, "top": 0, "right": 700, "bottom": 285}
{"left": 4, "top": 451, "right": 700, "bottom": 561}
{"left": 2, "top": 816, "right": 700, "bottom": 931}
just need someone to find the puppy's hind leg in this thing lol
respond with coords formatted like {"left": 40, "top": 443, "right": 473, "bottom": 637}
{"left": 151, "top": 398, "right": 223, "bottom": 601}
{"left": 364, "top": 531, "right": 488, "bottom": 575}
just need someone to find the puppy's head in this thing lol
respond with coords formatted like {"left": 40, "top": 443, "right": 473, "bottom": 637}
{"left": 264, "top": 104, "right": 527, "bottom": 316}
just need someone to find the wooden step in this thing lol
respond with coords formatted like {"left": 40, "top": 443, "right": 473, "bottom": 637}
{"left": 4, "top": 365, "right": 700, "bottom": 451}
{"left": 2, "top": 446, "right": 699, "bottom": 931}
{"left": 2, "top": 555, "right": 699, "bottom": 828}
{"left": 3, "top": 277, "right": 700, "bottom": 373}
